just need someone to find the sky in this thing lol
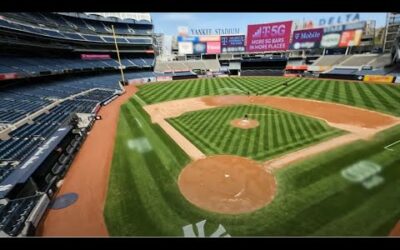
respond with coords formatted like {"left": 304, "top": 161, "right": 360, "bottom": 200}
{"left": 151, "top": 13, "right": 388, "bottom": 35}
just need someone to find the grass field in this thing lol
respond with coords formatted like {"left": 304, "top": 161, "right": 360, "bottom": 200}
{"left": 168, "top": 104, "right": 343, "bottom": 161}
{"left": 104, "top": 89, "right": 400, "bottom": 236}
{"left": 137, "top": 77, "right": 400, "bottom": 116}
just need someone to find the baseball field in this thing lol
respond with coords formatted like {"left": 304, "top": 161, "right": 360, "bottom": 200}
{"left": 104, "top": 77, "right": 400, "bottom": 236}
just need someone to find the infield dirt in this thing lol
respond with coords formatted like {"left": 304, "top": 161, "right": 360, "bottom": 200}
{"left": 230, "top": 118, "right": 260, "bottom": 129}
{"left": 178, "top": 155, "right": 276, "bottom": 214}
{"left": 390, "top": 221, "right": 400, "bottom": 236}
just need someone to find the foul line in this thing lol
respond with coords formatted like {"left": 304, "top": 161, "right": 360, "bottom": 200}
{"left": 384, "top": 139, "right": 400, "bottom": 151}
{"left": 247, "top": 114, "right": 280, "bottom": 116}
{"left": 133, "top": 95, "right": 147, "bottom": 106}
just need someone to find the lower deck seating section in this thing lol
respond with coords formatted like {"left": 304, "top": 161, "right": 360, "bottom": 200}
{"left": 0, "top": 73, "right": 128, "bottom": 125}
{"left": 75, "top": 89, "right": 116, "bottom": 104}
{"left": 369, "top": 54, "right": 393, "bottom": 68}
{"left": 0, "top": 93, "right": 50, "bottom": 123}
{"left": 0, "top": 55, "right": 155, "bottom": 77}
{"left": 0, "top": 71, "right": 154, "bottom": 184}
{"left": 0, "top": 162, "right": 14, "bottom": 183}
{"left": 339, "top": 54, "right": 379, "bottom": 67}
{"left": 9, "top": 123, "right": 58, "bottom": 140}
{"left": 0, "top": 194, "right": 42, "bottom": 236}
{"left": 313, "top": 54, "right": 392, "bottom": 68}
{"left": 0, "top": 138, "right": 41, "bottom": 163}
{"left": 312, "top": 55, "right": 350, "bottom": 67}
{"left": 0, "top": 66, "right": 156, "bottom": 236}
{"left": 324, "top": 68, "right": 359, "bottom": 75}
{"left": 324, "top": 65, "right": 398, "bottom": 77}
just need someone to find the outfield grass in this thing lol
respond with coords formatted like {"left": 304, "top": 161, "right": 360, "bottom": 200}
{"left": 104, "top": 94, "right": 400, "bottom": 236}
{"left": 168, "top": 104, "right": 343, "bottom": 161}
{"left": 136, "top": 77, "right": 400, "bottom": 116}
{"left": 104, "top": 98, "right": 192, "bottom": 235}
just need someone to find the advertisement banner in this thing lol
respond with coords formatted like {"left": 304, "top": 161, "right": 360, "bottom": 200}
{"left": 199, "top": 35, "right": 221, "bottom": 42}
{"left": 246, "top": 21, "right": 293, "bottom": 52}
{"left": 128, "top": 78, "right": 144, "bottom": 84}
{"left": 178, "top": 42, "right": 193, "bottom": 55}
{"left": 221, "top": 35, "right": 246, "bottom": 53}
{"left": 206, "top": 41, "right": 221, "bottom": 54}
{"left": 81, "top": 54, "right": 111, "bottom": 60}
{"left": 285, "top": 65, "right": 308, "bottom": 70}
{"left": 290, "top": 28, "right": 323, "bottom": 50}
{"left": 307, "top": 65, "right": 331, "bottom": 72}
{"left": 339, "top": 29, "right": 363, "bottom": 47}
{"left": 156, "top": 76, "right": 173, "bottom": 82}
{"left": 177, "top": 36, "right": 199, "bottom": 43}
{"left": 0, "top": 73, "right": 18, "bottom": 80}
{"left": 320, "top": 33, "right": 341, "bottom": 48}
{"left": 193, "top": 42, "right": 207, "bottom": 54}
{"left": 363, "top": 75, "right": 394, "bottom": 84}
{"left": 284, "top": 73, "right": 300, "bottom": 77}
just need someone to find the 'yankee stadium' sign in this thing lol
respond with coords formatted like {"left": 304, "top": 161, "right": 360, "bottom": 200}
{"left": 190, "top": 28, "right": 240, "bottom": 36}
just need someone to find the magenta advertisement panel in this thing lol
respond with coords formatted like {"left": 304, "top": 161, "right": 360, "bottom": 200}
{"left": 246, "top": 21, "right": 292, "bottom": 52}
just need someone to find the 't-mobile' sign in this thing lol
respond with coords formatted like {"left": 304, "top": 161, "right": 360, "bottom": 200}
{"left": 221, "top": 35, "right": 246, "bottom": 53}
{"left": 290, "top": 28, "right": 323, "bottom": 50}
{"left": 246, "top": 21, "right": 292, "bottom": 52}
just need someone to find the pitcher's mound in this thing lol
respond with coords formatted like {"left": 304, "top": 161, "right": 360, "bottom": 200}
{"left": 230, "top": 118, "right": 259, "bottom": 129}
{"left": 178, "top": 155, "right": 276, "bottom": 214}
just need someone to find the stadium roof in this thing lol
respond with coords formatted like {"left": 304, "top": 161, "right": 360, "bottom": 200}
{"left": 85, "top": 12, "right": 152, "bottom": 22}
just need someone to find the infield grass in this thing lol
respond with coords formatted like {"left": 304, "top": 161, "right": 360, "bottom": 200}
{"left": 168, "top": 104, "right": 343, "bottom": 161}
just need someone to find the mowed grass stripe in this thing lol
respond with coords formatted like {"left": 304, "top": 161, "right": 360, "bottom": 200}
{"left": 373, "top": 83, "right": 400, "bottom": 101}
{"left": 285, "top": 79, "right": 311, "bottom": 98}
{"left": 225, "top": 106, "right": 248, "bottom": 153}
{"left": 169, "top": 104, "right": 341, "bottom": 161}
{"left": 353, "top": 82, "right": 377, "bottom": 109}
{"left": 203, "top": 108, "right": 236, "bottom": 143}
{"left": 244, "top": 105, "right": 265, "bottom": 156}
{"left": 362, "top": 84, "right": 397, "bottom": 110}
{"left": 155, "top": 80, "right": 190, "bottom": 102}
{"left": 204, "top": 107, "right": 238, "bottom": 149}
{"left": 137, "top": 77, "right": 400, "bottom": 116}
{"left": 244, "top": 106, "right": 260, "bottom": 155}
{"left": 278, "top": 113, "right": 292, "bottom": 148}
{"left": 291, "top": 115, "right": 310, "bottom": 142}
{"left": 169, "top": 118, "right": 220, "bottom": 154}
